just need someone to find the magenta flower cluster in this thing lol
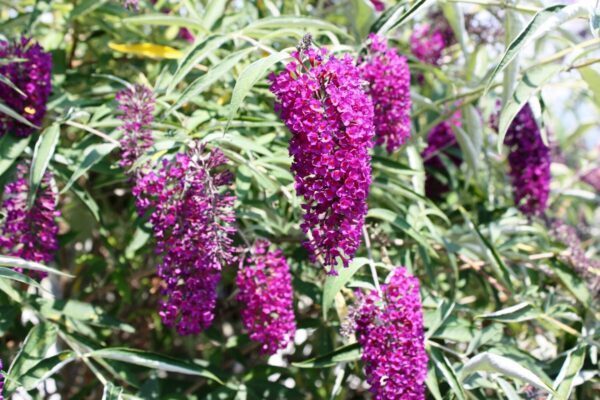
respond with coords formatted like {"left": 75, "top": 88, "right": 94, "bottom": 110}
{"left": 269, "top": 47, "right": 375, "bottom": 273}
{"left": 410, "top": 23, "right": 453, "bottom": 65}
{"left": 354, "top": 267, "right": 428, "bottom": 400}
{"left": 0, "top": 36, "right": 52, "bottom": 137}
{"left": 421, "top": 111, "right": 462, "bottom": 197}
{"left": 236, "top": 240, "right": 296, "bottom": 354}
{"left": 116, "top": 84, "right": 155, "bottom": 171}
{"left": 360, "top": 34, "right": 412, "bottom": 153}
{"left": 133, "top": 145, "right": 236, "bottom": 335}
{"left": 370, "top": 0, "right": 385, "bottom": 11}
{"left": 0, "top": 164, "right": 59, "bottom": 278}
{"left": 0, "top": 359, "right": 3, "bottom": 400}
{"left": 504, "top": 104, "right": 551, "bottom": 216}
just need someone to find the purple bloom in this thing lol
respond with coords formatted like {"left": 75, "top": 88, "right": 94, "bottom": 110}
{"left": 410, "top": 22, "right": 453, "bottom": 65}
{"left": 269, "top": 46, "right": 375, "bottom": 274}
{"left": 122, "top": 0, "right": 138, "bottom": 10}
{"left": 0, "top": 36, "right": 52, "bottom": 137}
{"left": 178, "top": 28, "right": 195, "bottom": 43}
{"left": 236, "top": 240, "right": 296, "bottom": 354}
{"left": 582, "top": 168, "right": 600, "bottom": 192}
{"left": 0, "top": 358, "right": 3, "bottom": 400}
{"left": 0, "top": 164, "right": 60, "bottom": 279}
{"left": 504, "top": 104, "right": 551, "bottom": 216}
{"left": 133, "top": 144, "right": 236, "bottom": 335}
{"left": 116, "top": 84, "right": 155, "bottom": 171}
{"left": 353, "top": 267, "right": 427, "bottom": 400}
{"left": 421, "top": 111, "right": 462, "bottom": 197}
{"left": 370, "top": 0, "right": 385, "bottom": 11}
{"left": 360, "top": 34, "right": 412, "bottom": 153}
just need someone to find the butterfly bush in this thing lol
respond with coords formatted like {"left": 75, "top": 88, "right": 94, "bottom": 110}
{"left": 0, "top": 164, "right": 59, "bottom": 279}
{"left": 133, "top": 144, "right": 236, "bottom": 335}
{"left": 116, "top": 84, "right": 155, "bottom": 171}
{"left": 504, "top": 104, "right": 551, "bottom": 216}
{"left": 410, "top": 21, "right": 453, "bottom": 65}
{"left": 352, "top": 267, "right": 427, "bottom": 400}
{"left": 360, "top": 34, "right": 412, "bottom": 153}
{"left": 269, "top": 45, "right": 375, "bottom": 273}
{"left": 0, "top": 36, "right": 52, "bottom": 137}
{"left": 236, "top": 240, "right": 296, "bottom": 354}
{"left": 422, "top": 111, "right": 462, "bottom": 197}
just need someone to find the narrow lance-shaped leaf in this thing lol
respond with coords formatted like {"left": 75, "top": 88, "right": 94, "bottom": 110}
{"left": 292, "top": 343, "right": 361, "bottom": 369}
{"left": 485, "top": 3, "right": 589, "bottom": 93}
{"left": 227, "top": 52, "right": 290, "bottom": 126}
{"left": 0, "top": 134, "right": 31, "bottom": 178}
{"left": 28, "top": 123, "right": 60, "bottom": 207}
{"left": 322, "top": 257, "right": 370, "bottom": 319}
{"left": 461, "top": 352, "right": 555, "bottom": 394}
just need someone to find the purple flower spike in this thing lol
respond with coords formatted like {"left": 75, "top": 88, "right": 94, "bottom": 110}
{"left": 236, "top": 240, "right": 296, "bottom": 354}
{"left": 370, "top": 0, "right": 385, "bottom": 11}
{"left": 0, "top": 164, "right": 60, "bottom": 279}
{"left": 360, "top": 34, "right": 412, "bottom": 153}
{"left": 133, "top": 144, "right": 236, "bottom": 335}
{"left": 116, "top": 84, "right": 155, "bottom": 171}
{"left": 269, "top": 45, "right": 375, "bottom": 273}
{"left": 421, "top": 111, "right": 462, "bottom": 197}
{"left": 410, "top": 22, "right": 454, "bottom": 65}
{"left": 504, "top": 104, "right": 551, "bottom": 216}
{"left": 0, "top": 36, "right": 52, "bottom": 137}
{"left": 354, "top": 267, "right": 428, "bottom": 400}
{"left": 0, "top": 358, "right": 4, "bottom": 400}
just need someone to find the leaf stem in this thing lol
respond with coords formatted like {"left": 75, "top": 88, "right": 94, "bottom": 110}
{"left": 362, "top": 225, "right": 382, "bottom": 296}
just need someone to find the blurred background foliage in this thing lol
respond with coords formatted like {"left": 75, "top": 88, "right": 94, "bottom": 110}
{"left": 0, "top": 0, "right": 600, "bottom": 398}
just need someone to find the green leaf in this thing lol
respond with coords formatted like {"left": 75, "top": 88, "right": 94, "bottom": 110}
{"left": 485, "top": 4, "right": 588, "bottom": 93}
{"left": 579, "top": 66, "right": 600, "bottom": 110}
{"left": 367, "top": 208, "right": 431, "bottom": 251}
{"left": 0, "top": 101, "right": 38, "bottom": 129}
{"left": 37, "top": 298, "right": 135, "bottom": 332}
{"left": 28, "top": 123, "right": 60, "bottom": 207}
{"left": 477, "top": 303, "right": 540, "bottom": 323}
{"left": 227, "top": 52, "right": 290, "bottom": 125}
{"left": 552, "top": 260, "right": 593, "bottom": 308}
{"left": 90, "top": 348, "right": 223, "bottom": 384}
{"left": 19, "top": 351, "right": 76, "bottom": 391}
{"left": 103, "top": 383, "right": 124, "bottom": 400}
{"left": 371, "top": 0, "right": 430, "bottom": 36}
{"left": 123, "top": 14, "right": 207, "bottom": 31}
{"left": 496, "top": 377, "right": 521, "bottom": 400}
{"left": 70, "top": 0, "right": 108, "bottom": 19}
{"left": 426, "top": 300, "right": 455, "bottom": 339}
{"left": 497, "top": 63, "right": 562, "bottom": 152}
{"left": 0, "top": 134, "right": 31, "bottom": 178}
{"left": 242, "top": 16, "right": 351, "bottom": 39}
{"left": 461, "top": 352, "right": 555, "bottom": 394}
{"left": 6, "top": 322, "right": 59, "bottom": 392}
{"left": 0, "top": 255, "right": 72, "bottom": 277}
{"left": 0, "top": 267, "right": 45, "bottom": 292}
{"left": 167, "top": 34, "right": 230, "bottom": 93}
{"left": 429, "top": 346, "right": 467, "bottom": 400}
{"left": 292, "top": 343, "right": 360, "bottom": 369}
{"left": 425, "top": 363, "right": 443, "bottom": 400}
{"left": 168, "top": 48, "right": 252, "bottom": 114}
{"left": 550, "top": 346, "right": 586, "bottom": 400}
{"left": 61, "top": 142, "right": 118, "bottom": 193}
{"left": 322, "top": 257, "right": 370, "bottom": 319}
{"left": 451, "top": 123, "right": 479, "bottom": 174}
{"left": 202, "top": 0, "right": 227, "bottom": 31}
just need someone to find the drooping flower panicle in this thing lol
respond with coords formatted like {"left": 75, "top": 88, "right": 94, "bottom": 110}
{"left": 0, "top": 36, "right": 52, "bottom": 137}
{"left": 0, "top": 164, "right": 60, "bottom": 278}
{"left": 116, "top": 84, "right": 155, "bottom": 171}
{"left": 236, "top": 240, "right": 296, "bottom": 354}
{"left": 269, "top": 45, "right": 375, "bottom": 273}
{"left": 353, "top": 267, "right": 428, "bottom": 400}
{"left": 421, "top": 111, "right": 462, "bottom": 197}
{"left": 360, "top": 34, "right": 412, "bottom": 153}
{"left": 133, "top": 144, "right": 236, "bottom": 335}
{"left": 410, "top": 20, "right": 454, "bottom": 65}
{"left": 504, "top": 104, "right": 551, "bottom": 216}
